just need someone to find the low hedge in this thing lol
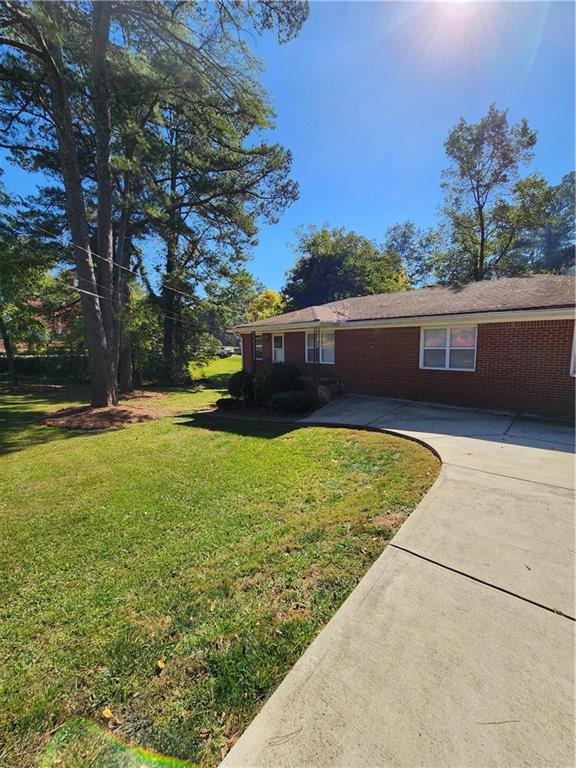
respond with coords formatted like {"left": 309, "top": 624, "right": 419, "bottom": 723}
{"left": 270, "top": 389, "right": 315, "bottom": 414}
{"left": 253, "top": 363, "right": 302, "bottom": 403}
{"left": 0, "top": 354, "right": 90, "bottom": 381}
{"left": 227, "top": 369, "right": 254, "bottom": 404}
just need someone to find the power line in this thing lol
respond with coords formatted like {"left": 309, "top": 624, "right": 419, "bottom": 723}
{"left": 6, "top": 220, "right": 235, "bottom": 335}
{"left": 7, "top": 220, "right": 201, "bottom": 304}
{"left": 65, "top": 283, "right": 209, "bottom": 337}
{"left": 66, "top": 280, "right": 205, "bottom": 334}
{"left": 3, "top": 221, "right": 207, "bottom": 333}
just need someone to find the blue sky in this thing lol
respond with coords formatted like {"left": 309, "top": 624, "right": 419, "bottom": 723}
{"left": 249, "top": 0, "right": 575, "bottom": 289}
{"left": 1, "top": 1, "right": 574, "bottom": 291}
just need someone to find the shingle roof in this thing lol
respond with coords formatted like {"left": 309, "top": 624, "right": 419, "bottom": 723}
{"left": 236, "top": 275, "right": 575, "bottom": 330}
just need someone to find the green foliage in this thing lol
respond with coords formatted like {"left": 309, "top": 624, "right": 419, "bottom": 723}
{"left": 187, "top": 334, "right": 222, "bottom": 370}
{"left": 0, "top": 193, "right": 70, "bottom": 382}
{"left": 440, "top": 104, "right": 540, "bottom": 282}
{"left": 205, "top": 270, "right": 263, "bottom": 332}
{"left": 228, "top": 369, "right": 255, "bottom": 403}
{"left": 253, "top": 363, "right": 303, "bottom": 403}
{"left": 383, "top": 222, "right": 442, "bottom": 286}
{"left": 0, "top": 1, "right": 309, "bottom": 393}
{"left": 385, "top": 107, "right": 574, "bottom": 285}
{"left": 0, "top": 354, "right": 89, "bottom": 381}
{"left": 523, "top": 171, "right": 575, "bottom": 274}
{"left": 270, "top": 389, "right": 315, "bottom": 413}
{"left": 246, "top": 289, "right": 286, "bottom": 321}
{"left": 283, "top": 225, "right": 409, "bottom": 309}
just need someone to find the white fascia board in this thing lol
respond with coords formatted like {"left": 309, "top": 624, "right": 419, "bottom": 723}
{"left": 231, "top": 307, "right": 575, "bottom": 334}
{"left": 231, "top": 321, "right": 321, "bottom": 333}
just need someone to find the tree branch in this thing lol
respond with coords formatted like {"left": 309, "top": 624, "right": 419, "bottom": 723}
{"left": 0, "top": 35, "right": 43, "bottom": 58}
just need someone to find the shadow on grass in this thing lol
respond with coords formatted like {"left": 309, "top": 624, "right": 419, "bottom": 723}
{"left": 200, "top": 371, "right": 235, "bottom": 389}
{"left": 0, "top": 384, "right": 96, "bottom": 456}
{"left": 176, "top": 411, "right": 302, "bottom": 440}
{"left": 42, "top": 719, "right": 193, "bottom": 768}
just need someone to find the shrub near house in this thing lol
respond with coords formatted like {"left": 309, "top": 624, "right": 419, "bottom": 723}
{"left": 223, "top": 363, "right": 313, "bottom": 413}
{"left": 271, "top": 389, "right": 315, "bottom": 413}
{"left": 253, "top": 363, "right": 303, "bottom": 404}
{"left": 227, "top": 369, "right": 255, "bottom": 405}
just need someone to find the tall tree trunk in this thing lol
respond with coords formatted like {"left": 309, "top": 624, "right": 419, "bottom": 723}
{"left": 114, "top": 161, "right": 136, "bottom": 389}
{"left": 91, "top": 1, "right": 117, "bottom": 391}
{"left": 477, "top": 205, "right": 486, "bottom": 281}
{"left": 0, "top": 312, "right": 17, "bottom": 386}
{"left": 162, "top": 129, "right": 179, "bottom": 382}
{"left": 117, "top": 307, "right": 133, "bottom": 393}
{"left": 117, "top": 269, "right": 133, "bottom": 394}
{"left": 41, "top": 15, "right": 116, "bottom": 407}
{"left": 161, "top": 236, "right": 176, "bottom": 382}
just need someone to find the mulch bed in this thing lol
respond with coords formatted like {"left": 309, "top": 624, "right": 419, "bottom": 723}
{"left": 116, "top": 390, "right": 166, "bottom": 401}
{"left": 42, "top": 403, "right": 168, "bottom": 431}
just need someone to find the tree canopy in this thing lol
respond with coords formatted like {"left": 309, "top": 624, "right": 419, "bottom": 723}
{"left": 0, "top": 0, "right": 308, "bottom": 402}
{"left": 282, "top": 225, "right": 409, "bottom": 310}
{"left": 246, "top": 289, "right": 285, "bottom": 321}
{"left": 384, "top": 106, "right": 574, "bottom": 286}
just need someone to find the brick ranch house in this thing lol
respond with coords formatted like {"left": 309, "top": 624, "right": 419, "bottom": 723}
{"left": 234, "top": 275, "right": 576, "bottom": 419}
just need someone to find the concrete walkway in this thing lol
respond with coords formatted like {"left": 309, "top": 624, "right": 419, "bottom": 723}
{"left": 222, "top": 397, "right": 575, "bottom": 768}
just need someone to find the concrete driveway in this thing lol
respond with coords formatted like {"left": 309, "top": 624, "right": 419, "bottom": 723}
{"left": 222, "top": 397, "right": 575, "bottom": 768}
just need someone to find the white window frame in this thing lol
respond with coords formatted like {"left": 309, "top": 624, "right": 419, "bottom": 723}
{"left": 419, "top": 325, "right": 477, "bottom": 372}
{"left": 305, "top": 331, "right": 316, "bottom": 363}
{"left": 272, "top": 333, "right": 284, "bottom": 363}
{"left": 305, "top": 330, "right": 335, "bottom": 365}
{"left": 254, "top": 333, "right": 263, "bottom": 361}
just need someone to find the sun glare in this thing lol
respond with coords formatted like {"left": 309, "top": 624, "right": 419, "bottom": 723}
{"left": 440, "top": 1, "right": 479, "bottom": 20}
{"left": 405, "top": 1, "right": 498, "bottom": 67}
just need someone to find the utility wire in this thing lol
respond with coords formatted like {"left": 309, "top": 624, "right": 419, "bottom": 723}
{"left": 64, "top": 282, "right": 210, "bottom": 337}
{"left": 7, "top": 220, "right": 201, "bottom": 303}
{"left": 4, "top": 222, "right": 209, "bottom": 334}
{"left": 66, "top": 280, "right": 205, "bottom": 335}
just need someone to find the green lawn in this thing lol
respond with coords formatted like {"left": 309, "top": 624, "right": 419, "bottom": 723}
{"left": 0, "top": 375, "right": 438, "bottom": 767}
{"left": 189, "top": 354, "right": 242, "bottom": 387}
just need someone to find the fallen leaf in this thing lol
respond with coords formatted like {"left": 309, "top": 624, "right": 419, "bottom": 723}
{"left": 101, "top": 707, "right": 113, "bottom": 720}
{"left": 156, "top": 659, "right": 166, "bottom": 671}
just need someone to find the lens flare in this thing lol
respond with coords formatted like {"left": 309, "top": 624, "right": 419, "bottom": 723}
{"left": 405, "top": 2, "right": 499, "bottom": 66}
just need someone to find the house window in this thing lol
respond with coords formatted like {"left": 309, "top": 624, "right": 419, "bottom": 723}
{"left": 254, "top": 333, "right": 263, "bottom": 361}
{"left": 306, "top": 332, "right": 317, "bottom": 363}
{"left": 320, "top": 331, "right": 335, "bottom": 364}
{"left": 420, "top": 325, "right": 477, "bottom": 371}
{"left": 306, "top": 331, "right": 335, "bottom": 364}
{"left": 272, "top": 334, "right": 284, "bottom": 363}
{"left": 571, "top": 328, "right": 576, "bottom": 377}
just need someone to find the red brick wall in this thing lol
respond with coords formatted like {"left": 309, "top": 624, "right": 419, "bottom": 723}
{"left": 241, "top": 332, "right": 272, "bottom": 372}
{"left": 241, "top": 333, "right": 252, "bottom": 371}
{"left": 251, "top": 321, "right": 574, "bottom": 418}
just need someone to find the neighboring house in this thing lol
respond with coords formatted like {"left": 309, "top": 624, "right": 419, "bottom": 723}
{"left": 234, "top": 275, "right": 576, "bottom": 419}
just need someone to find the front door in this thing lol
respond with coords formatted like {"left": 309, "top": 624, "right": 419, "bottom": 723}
{"left": 272, "top": 334, "right": 284, "bottom": 363}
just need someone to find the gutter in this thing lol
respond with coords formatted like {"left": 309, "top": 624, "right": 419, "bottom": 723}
{"left": 231, "top": 306, "right": 575, "bottom": 334}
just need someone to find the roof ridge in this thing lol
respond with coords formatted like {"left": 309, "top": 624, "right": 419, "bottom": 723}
{"left": 230, "top": 275, "right": 575, "bottom": 332}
